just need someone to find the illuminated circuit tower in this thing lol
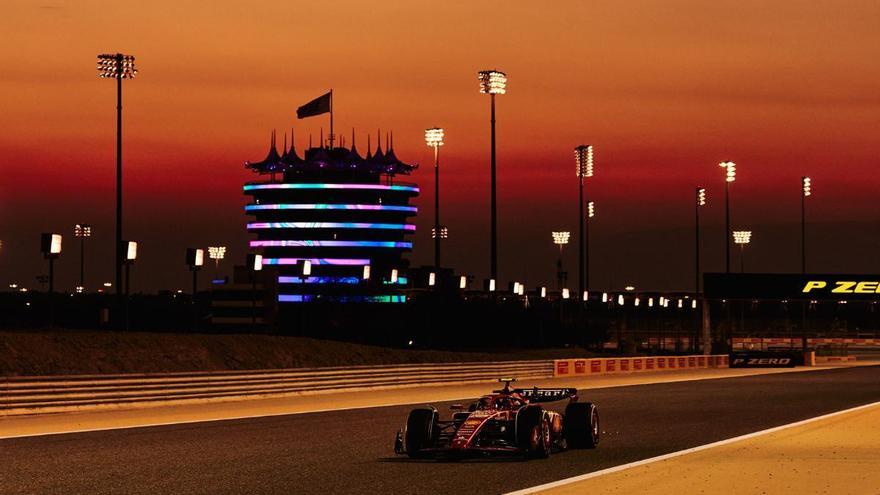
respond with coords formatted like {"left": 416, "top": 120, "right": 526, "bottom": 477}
{"left": 244, "top": 132, "right": 419, "bottom": 304}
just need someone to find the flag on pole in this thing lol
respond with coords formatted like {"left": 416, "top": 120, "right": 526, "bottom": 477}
{"left": 296, "top": 91, "right": 332, "bottom": 119}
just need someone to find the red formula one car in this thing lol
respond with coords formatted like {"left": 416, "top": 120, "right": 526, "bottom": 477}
{"left": 394, "top": 379, "right": 599, "bottom": 458}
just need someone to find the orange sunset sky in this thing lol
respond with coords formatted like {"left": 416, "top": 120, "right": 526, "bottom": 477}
{"left": 1, "top": 0, "right": 878, "bottom": 291}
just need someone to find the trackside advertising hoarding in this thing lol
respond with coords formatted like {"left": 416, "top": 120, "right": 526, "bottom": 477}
{"left": 704, "top": 273, "right": 880, "bottom": 301}
{"left": 730, "top": 351, "right": 801, "bottom": 368}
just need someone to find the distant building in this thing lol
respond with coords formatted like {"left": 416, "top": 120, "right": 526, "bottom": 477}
{"left": 243, "top": 132, "right": 419, "bottom": 304}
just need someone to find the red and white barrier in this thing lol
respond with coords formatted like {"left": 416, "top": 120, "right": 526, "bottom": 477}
{"left": 553, "top": 354, "right": 728, "bottom": 377}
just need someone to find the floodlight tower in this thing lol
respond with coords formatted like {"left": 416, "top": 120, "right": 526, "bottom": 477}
{"left": 425, "top": 127, "right": 444, "bottom": 269}
{"left": 719, "top": 161, "right": 736, "bottom": 272}
{"left": 74, "top": 223, "right": 91, "bottom": 290}
{"left": 478, "top": 69, "right": 507, "bottom": 282}
{"left": 97, "top": 53, "right": 137, "bottom": 299}
{"left": 801, "top": 176, "right": 811, "bottom": 273}
{"left": 552, "top": 231, "right": 570, "bottom": 290}
{"left": 586, "top": 201, "right": 595, "bottom": 289}
{"left": 733, "top": 230, "right": 752, "bottom": 273}
{"left": 695, "top": 188, "right": 706, "bottom": 292}
{"left": 575, "top": 145, "right": 593, "bottom": 298}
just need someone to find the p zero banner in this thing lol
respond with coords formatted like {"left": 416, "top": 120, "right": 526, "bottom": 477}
{"left": 704, "top": 273, "right": 880, "bottom": 301}
{"left": 729, "top": 351, "right": 800, "bottom": 368}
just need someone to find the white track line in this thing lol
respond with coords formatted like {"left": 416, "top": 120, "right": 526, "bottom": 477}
{"left": 505, "top": 400, "right": 880, "bottom": 495}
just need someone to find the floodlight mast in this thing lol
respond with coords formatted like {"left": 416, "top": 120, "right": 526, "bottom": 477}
{"left": 97, "top": 53, "right": 137, "bottom": 325}
{"left": 552, "top": 231, "right": 570, "bottom": 290}
{"left": 425, "top": 128, "right": 444, "bottom": 270}
{"left": 478, "top": 69, "right": 506, "bottom": 283}
{"left": 695, "top": 188, "right": 706, "bottom": 292}
{"left": 575, "top": 145, "right": 593, "bottom": 297}
{"left": 719, "top": 161, "right": 736, "bottom": 272}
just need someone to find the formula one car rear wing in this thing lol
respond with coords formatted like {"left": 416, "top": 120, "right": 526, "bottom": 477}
{"left": 514, "top": 387, "right": 578, "bottom": 403}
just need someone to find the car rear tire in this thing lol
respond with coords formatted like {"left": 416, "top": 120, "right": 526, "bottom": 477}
{"left": 405, "top": 407, "right": 438, "bottom": 458}
{"left": 517, "top": 406, "right": 551, "bottom": 458}
{"left": 564, "top": 402, "right": 599, "bottom": 449}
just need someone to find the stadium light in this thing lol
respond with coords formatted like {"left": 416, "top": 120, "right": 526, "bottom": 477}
{"left": 478, "top": 69, "right": 506, "bottom": 283}
{"left": 648, "top": 297, "right": 654, "bottom": 307}
{"left": 186, "top": 248, "right": 205, "bottom": 296}
{"left": 695, "top": 187, "right": 706, "bottom": 293}
{"left": 302, "top": 260, "right": 313, "bottom": 276}
{"left": 801, "top": 176, "right": 811, "bottom": 274}
{"left": 363, "top": 265, "right": 371, "bottom": 281}
{"left": 428, "top": 272, "right": 436, "bottom": 287}
{"left": 562, "top": 288, "right": 570, "bottom": 299}
{"left": 74, "top": 223, "right": 92, "bottom": 290}
{"left": 98, "top": 53, "right": 137, "bottom": 300}
{"left": 634, "top": 297, "right": 640, "bottom": 307}
{"left": 391, "top": 269, "right": 399, "bottom": 284}
{"left": 602, "top": 292, "right": 608, "bottom": 303}
{"left": 540, "top": 286, "right": 547, "bottom": 298}
{"left": 617, "top": 294, "right": 624, "bottom": 306}
{"left": 582, "top": 290, "right": 589, "bottom": 302}
{"left": 460, "top": 275, "right": 467, "bottom": 289}
{"left": 208, "top": 246, "right": 226, "bottom": 268}
{"left": 40, "top": 233, "right": 62, "bottom": 295}
{"left": 552, "top": 231, "right": 570, "bottom": 290}
{"left": 575, "top": 145, "right": 593, "bottom": 298}
{"left": 488, "top": 278, "right": 496, "bottom": 292}
{"left": 719, "top": 161, "right": 736, "bottom": 272}
{"left": 426, "top": 127, "right": 445, "bottom": 269}
{"left": 733, "top": 230, "right": 752, "bottom": 273}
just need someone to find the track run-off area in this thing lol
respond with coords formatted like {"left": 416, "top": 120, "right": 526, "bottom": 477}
{"left": 1, "top": 364, "right": 878, "bottom": 494}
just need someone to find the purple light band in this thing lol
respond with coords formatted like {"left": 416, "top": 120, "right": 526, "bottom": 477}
{"left": 250, "top": 240, "right": 412, "bottom": 248}
{"left": 248, "top": 222, "right": 416, "bottom": 231}
{"left": 262, "top": 258, "right": 371, "bottom": 266}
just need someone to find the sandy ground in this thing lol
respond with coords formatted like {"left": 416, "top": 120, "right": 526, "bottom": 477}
{"left": 2, "top": 362, "right": 872, "bottom": 439}
{"left": 529, "top": 402, "right": 880, "bottom": 495}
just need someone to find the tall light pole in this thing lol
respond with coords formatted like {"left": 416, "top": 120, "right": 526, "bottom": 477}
{"left": 575, "top": 145, "right": 593, "bottom": 298}
{"left": 425, "top": 128, "right": 445, "bottom": 269}
{"left": 733, "top": 230, "right": 751, "bottom": 273}
{"left": 478, "top": 70, "right": 507, "bottom": 283}
{"left": 74, "top": 223, "right": 91, "bottom": 290}
{"left": 552, "top": 231, "right": 570, "bottom": 290}
{"left": 719, "top": 161, "right": 736, "bottom": 272}
{"left": 695, "top": 188, "right": 706, "bottom": 292}
{"left": 97, "top": 53, "right": 137, "bottom": 305}
{"left": 801, "top": 176, "right": 811, "bottom": 273}
{"left": 586, "top": 201, "right": 595, "bottom": 290}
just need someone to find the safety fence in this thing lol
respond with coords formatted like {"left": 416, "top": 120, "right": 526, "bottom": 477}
{"left": 0, "top": 360, "right": 553, "bottom": 415}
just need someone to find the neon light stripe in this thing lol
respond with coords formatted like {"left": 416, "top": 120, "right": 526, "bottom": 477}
{"left": 245, "top": 204, "right": 417, "bottom": 212}
{"left": 248, "top": 222, "right": 415, "bottom": 231}
{"left": 250, "top": 240, "right": 412, "bottom": 248}
{"left": 278, "top": 276, "right": 407, "bottom": 285}
{"left": 278, "top": 294, "right": 407, "bottom": 303}
{"left": 262, "top": 258, "right": 370, "bottom": 266}
{"left": 244, "top": 183, "right": 419, "bottom": 192}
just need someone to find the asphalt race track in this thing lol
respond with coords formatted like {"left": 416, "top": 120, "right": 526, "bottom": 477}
{"left": 2, "top": 366, "right": 878, "bottom": 495}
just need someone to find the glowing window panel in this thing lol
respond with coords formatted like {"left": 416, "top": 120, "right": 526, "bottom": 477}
{"left": 244, "top": 183, "right": 419, "bottom": 192}
{"left": 262, "top": 258, "right": 371, "bottom": 266}
{"left": 250, "top": 240, "right": 412, "bottom": 248}
{"left": 278, "top": 294, "right": 407, "bottom": 303}
{"left": 245, "top": 204, "right": 417, "bottom": 212}
{"left": 247, "top": 222, "right": 416, "bottom": 231}
{"left": 278, "top": 276, "right": 361, "bottom": 285}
